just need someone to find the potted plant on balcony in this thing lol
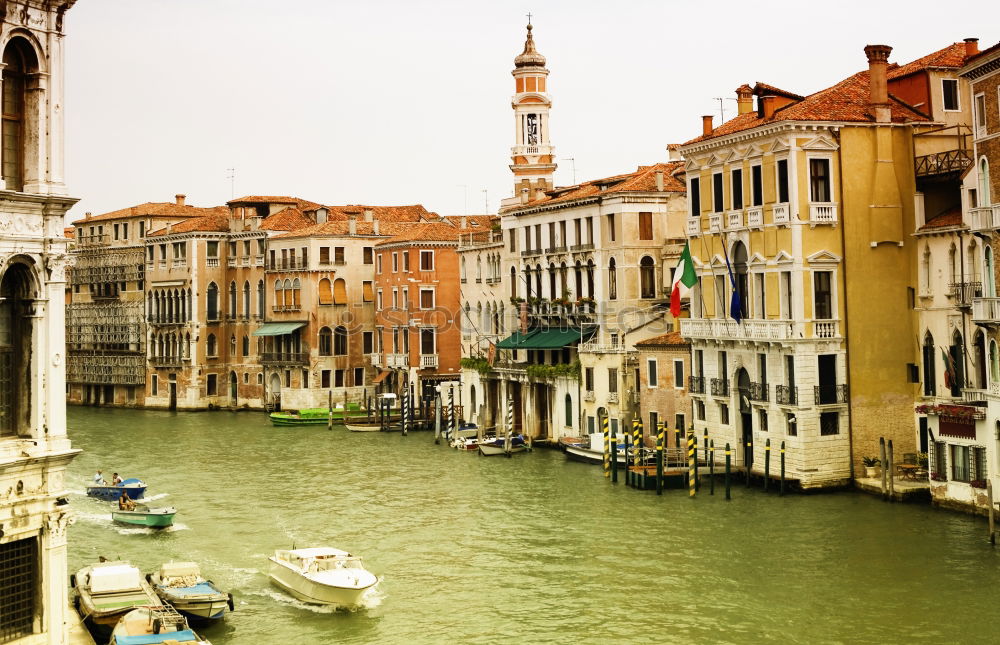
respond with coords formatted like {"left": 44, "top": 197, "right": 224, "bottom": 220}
{"left": 861, "top": 456, "right": 880, "bottom": 478}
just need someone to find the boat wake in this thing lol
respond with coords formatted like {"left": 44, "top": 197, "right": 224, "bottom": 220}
{"left": 252, "top": 581, "right": 384, "bottom": 613}
{"left": 74, "top": 510, "right": 113, "bottom": 524}
{"left": 143, "top": 492, "right": 170, "bottom": 502}
{"left": 67, "top": 488, "right": 88, "bottom": 496}
{"left": 114, "top": 522, "right": 189, "bottom": 535}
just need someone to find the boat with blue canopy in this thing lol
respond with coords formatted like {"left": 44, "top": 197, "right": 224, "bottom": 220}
{"left": 148, "top": 562, "right": 233, "bottom": 623}
{"left": 87, "top": 477, "right": 146, "bottom": 502}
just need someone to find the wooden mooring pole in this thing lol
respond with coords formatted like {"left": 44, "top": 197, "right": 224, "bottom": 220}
{"left": 611, "top": 424, "right": 619, "bottom": 484}
{"left": 709, "top": 440, "right": 715, "bottom": 495}
{"left": 328, "top": 390, "right": 333, "bottom": 430}
{"left": 656, "top": 424, "right": 664, "bottom": 495}
{"left": 887, "top": 440, "right": 895, "bottom": 501}
{"left": 880, "top": 437, "right": 887, "bottom": 498}
{"left": 988, "top": 479, "right": 996, "bottom": 546}
{"left": 780, "top": 441, "right": 786, "bottom": 496}
{"left": 764, "top": 438, "right": 771, "bottom": 492}
{"left": 724, "top": 442, "right": 731, "bottom": 500}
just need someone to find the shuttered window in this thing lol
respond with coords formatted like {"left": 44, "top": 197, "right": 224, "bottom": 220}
{"left": 638, "top": 212, "right": 653, "bottom": 240}
{"left": 333, "top": 278, "right": 347, "bottom": 305}
{"left": 319, "top": 247, "right": 330, "bottom": 264}
{"left": 318, "top": 278, "right": 333, "bottom": 305}
{"left": 362, "top": 281, "right": 374, "bottom": 302}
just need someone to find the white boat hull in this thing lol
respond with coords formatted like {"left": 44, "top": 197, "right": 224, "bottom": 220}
{"left": 345, "top": 423, "right": 382, "bottom": 432}
{"left": 564, "top": 445, "right": 628, "bottom": 465}
{"left": 478, "top": 443, "right": 527, "bottom": 456}
{"left": 267, "top": 558, "right": 376, "bottom": 607}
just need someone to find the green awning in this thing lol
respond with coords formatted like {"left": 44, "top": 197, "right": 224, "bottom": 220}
{"left": 496, "top": 329, "right": 539, "bottom": 349}
{"left": 520, "top": 328, "right": 585, "bottom": 349}
{"left": 252, "top": 322, "right": 306, "bottom": 336}
{"left": 496, "top": 328, "right": 588, "bottom": 350}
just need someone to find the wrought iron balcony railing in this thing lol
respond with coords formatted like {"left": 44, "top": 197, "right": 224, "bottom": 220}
{"left": 688, "top": 375, "right": 705, "bottom": 394}
{"left": 710, "top": 378, "right": 729, "bottom": 397}
{"left": 814, "top": 384, "right": 848, "bottom": 405}
{"left": 749, "top": 382, "right": 769, "bottom": 402}
{"left": 776, "top": 385, "right": 798, "bottom": 405}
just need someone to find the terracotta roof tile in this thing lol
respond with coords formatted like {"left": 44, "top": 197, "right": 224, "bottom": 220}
{"left": 147, "top": 214, "right": 232, "bottom": 237}
{"left": 64, "top": 227, "right": 74, "bottom": 239}
{"left": 961, "top": 40, "right": 1000, "bottom": 68}
{"left": 71, "top": 202, "right": 227, "bottom": 225}
{"left": 753, "top": 82, "right": 804, "bottom": 100}
{"left": 442, "top": 215, "right": 498, "bottom": 229}
{"left": 259, "top": 208, "right": 315, "bottom": 232}
{"left": 375, "top": 222, "right": 465, "bottom": 246}
{"left": 888, "top": 42, "right": 969, "bottom": 80}
{"left": 517, "top": 161, "right": 686, "bottom": 208}
{"left": 323, "top": 204, "right": 434, "bottom": 223}
{"left": 272, "top": 220, "right": 413, "bottom": 239}
{"left": 917, "top": 206, "right": 964, "bottom": 231}
{"left": 635, "top": 331, "right": 689, "bottom": 347}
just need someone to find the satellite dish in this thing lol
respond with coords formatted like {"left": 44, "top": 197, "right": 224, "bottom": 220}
{"left": 741, "top": 395, "right": 750, "bottom": 408}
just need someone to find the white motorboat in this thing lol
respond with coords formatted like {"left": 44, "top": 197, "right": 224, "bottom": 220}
{"left": 267, "top": 547, "right": 378, "bottom": 607}
{"left": 478, "top": 434, "right": 528, "bottom": 456}
{"left": 564, "top": 433, "right": 628, "bottom": 465}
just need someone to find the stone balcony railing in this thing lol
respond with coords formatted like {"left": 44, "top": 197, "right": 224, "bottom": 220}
{"left": 388, "top": 353, "right": 408, "bottom": 368}
{"left": 261, "top": 352, "right": 309, "bottom": 365}
{"left": 809, "top": 202, "right": 838, "bottom": 225}
{"left": 172, "top": 259, "right": 187, "bottom": 269}
{"left": 583, "top": 390, "right": 595, "bottom": 402}
{"left": 970, "top": 205, "right": 1000, "bottom": 232}
{"left": 972, "top": 297, "right": 1000, "bottom": 325}
{"left": 727, "top": 210, "right": 744, "bottom": 230}
{"left": 420, "top": 354, "right": 439, "bottom": 369}
{"left": 578, "top": 341, "right": 628, "bottom": 354}
{"left": 686, "top": 218, "right": 701, "bottom": 236}
{"left": 709, "top": 213, "right": 723, "bottom": 232}
{"left": 681, "top": 318, "right": 795, "bottom": 341}
{"left": 772, "top": 203, "right": 790, "bottom": 225}
{"left": 746, "top": 206, "right": 763, "bottom": 228}
{"left": 206, "top": 258, "right": 219, "bottom": 267}
{"left": 607, "top": 392, "right": 619, "bottom": 403}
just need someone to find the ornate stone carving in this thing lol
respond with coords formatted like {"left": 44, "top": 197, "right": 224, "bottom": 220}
{"left": 44, "top": 252, "right": 66, "bottom": 281}
{"left": 44, "top": 510, "right": 71, "bottom": 541}
{"left": 56, "top": 4, "right": 66, "bottom": 31}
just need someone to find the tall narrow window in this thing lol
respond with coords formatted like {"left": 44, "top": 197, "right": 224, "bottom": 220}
{"left": 731, "top": 169, "right": 743, "bottom": 210}
{"left": 639, "top": 256, "right": 656, "bottom": 298}
{"left": 608, "top": 258, "right": 617, "bottom": 300}
{"left": 689, "top": 177, "right": 701, "bottom": 216}
{"left": 334, "top": 326, "right": 348, "bottom": 356}
{"left": 712, "top": 172, "right": 724, "bottom": 213}
{"left": 318, "top": 278, "right": 333, "bottom": 305}
{"left": 207, "top": 283, "right": 219, "bottom": 320}
{"left": 319, "top": 327, "right": 332, "bottom": 356}
{"left": 751, "top": 164, "right": 763, "bottom": 206}
{"left": 2, "top": 41, "right": 31, "bottom": 192}
{"left": 0, "top": 264, "right": 31, "bottom": 436}
{"left": 942, "top": 78, "right": 959, "bottom": 111}
{"left": 242, "top": 281, "right": 250, "bottom": 318}
{"left": 923, "top": 333, "right": 937, "bottom": 396}
{"left": 333, "top": 278, "right": 347, "bottom": 305}
{"left": 813, "top": 271, "right": 833, "bottom": 320}
{"left": 777, "top": 159, "right": 789, "bottom": 203}
{"left": 809, "top": 159, "right": 831, "bottom": 202}
{"left": 256, "top": 280, "right": 264, "bottom": 317}
{"left": 638, "top": 212, "right": 653, "bottom": 240}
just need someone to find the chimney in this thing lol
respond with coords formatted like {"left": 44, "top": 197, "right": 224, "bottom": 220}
{"left": 461, "top": 216, "right": 468, "bottom": 229}
{"left": 864, "top": 44, "right": 893, "bottom": 123}
{"left": 84, "top": 211, "right": 92, "bottom": 220}
{"left": 520, "top": 187, "right": 530, "bottom": 204}
{"left": 666, "top": 144, "right": 681, "bottom": 162}
{"left": 363, "top": 208, "right": 373, "bottom": 222}
{"left": 736, "top": 84, "right": 754, "bottom": 115}
{"left": 964, "top": 37, "right": 979, "bottom": 58}
{"left": 175, "top": 194, "right": 186, "bottom": 206}
{"left": 373, "top": 219, "right": 380, "bottom": 235}
{"left": 761, "top": 96, "right": 777, "bottom": 119}
{"left": 701, "top": 115, "right": 713, "bottom": 136}
{"left": 348, "top": 213, "right": 357, "bottom": 236}
{"left": 655, "top": 170, "right": 664, "bottom": 192}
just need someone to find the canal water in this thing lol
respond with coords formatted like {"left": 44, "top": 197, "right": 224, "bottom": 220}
{"left": 66, "top": 407, "right": 999, "bottom": 644}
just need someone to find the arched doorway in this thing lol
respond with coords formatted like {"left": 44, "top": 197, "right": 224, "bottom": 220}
{"left": 268, "top": 372, "right": 282, "bottom": 411}
{"left": 732, "top": 241, "right": 749, "bottom": 320}
{"left": 736, "top": 367, "right": 752, "bottom": 468}
{"left": 229, "top": 371, "right": 238, "bottom": 407}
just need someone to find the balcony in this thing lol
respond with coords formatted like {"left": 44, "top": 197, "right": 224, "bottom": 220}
{"left": 371, "top": 353, "right": 383, "bottom": 368}
{"left": 458, "top": 230, "right": 504, "bottom": 249}
{"left": 420, "top": 354, "right": 439, "bottom": 369}
{"left": 608, "top": 392, "right": 619, "bottom": 403}
{"left": 914, "top": 148, "right": 972, "bottom": 178}
{"left": 227, "top": 257, "right": 236, "bottom": 267}
{"left": 680, "top": 318, "right": 796, "bottom": 341}
{"left": 814, "top": 384, "right": 848, "bottom": 405}
{"left": 749, "top": 382, "right": 769, "bottom": 402}
{"left": 710, "top": 378, "right": 729, "bottom": 397}
{"left": 776, "top": 385, "right": 798, "bottom": 406}
{"left": 950, "top": 281, "right": 983, "bottom": 308}
{"left": 583, "top": 391, "right": 595, "bottom": 402}
{"left": 206, "top": 258, "right": 219, "bottom": 267}
{"left": 727, "top": 210, "right": 744, "bottom": 230}
{"left": 813, "top": 320, "right": 840, "bottom": 339}
{"left": 970, "top": 205, "right": 1000, "bottom": 232}
{"left": 254, "top": 255, "right": 265, "bottom": 267}
{"left": 686, "top": 218, "right": 701, "bottom": 236}
{"left": 158, "top": 260, "right": 167, "bottom": 270}
{"left": 261, "top": 352, "right": 309, "bottom": 365}
{"left": 388, "top": 353, "right": 408, "bottom": 368}
{"left": 578, "top": 341, "right": 628, "bottom": 354}
{"left": 709, "top": 213, "right": 722, "bottom": 232}
{"left": 171, "top": 259, "right": 187, "bottom": 269}
{"left": 240, "top": 256, "right": 250, "bottom": 267}
{"left": 808, "top": 202, "right": 838, "bottom": 225}
{"left": 688, "top": 375, "right": 705, "bottom": 394}
{"left": 570, "top": 243, "right": 595, "bottom": 253}
{"left": 272, "top": 304, "right": 302, "bottom": 313}
{"left": 520, "top": 248, "right": 541, "bottom": 258}
{"left": 267, "top": 259, "right": 308, "bottom": 271}
{"left": 973, "top": 297, "right": 1000, "bottom": 325}
{"left": 772, "top": 203, "right": 789, "bottom": 225}
{"left": 746, "top": 206, "right": 763, "bottom": 229}
{"left": 76, "top": 233, "right": 109, "bottom": 247}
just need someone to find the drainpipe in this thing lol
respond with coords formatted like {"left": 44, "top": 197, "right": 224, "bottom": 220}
{"left": 959, "top": 230, "right": 971, "bottom": 389}
{"left": 833, "top": 129, "right": 856, "bottom": 480}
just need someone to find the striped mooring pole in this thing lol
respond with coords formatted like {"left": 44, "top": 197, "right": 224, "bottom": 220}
{"left": 764, "top": 438, "right": 771, "bottom": 491}
{"left": 709, "top": 440, "right": 715, "bottom": 495}
{"left": 611, "top": 421, "right": 619, "bottom": 484}
{"left": 687, "top": 431, "right": 696, "bottom": 497}
{"left": 506, "top": 395, "right": 514, "bottom": 437}
{"left": 602, "top": 415, "right": 610, "bottom": 479}
{"left": 632, "top": 418, "right": 642, "bottom": 488}
{"left": 725, "top": 442, "right": 731, "bottom": 500}
{"left": 401, "top": 386, "right": 409, "bottom": 436}
{"left": 448, "top": 387, "right": 455, "bottom": 441}
{"left": 655, "top": 422, "right": 664, "bottom": 495}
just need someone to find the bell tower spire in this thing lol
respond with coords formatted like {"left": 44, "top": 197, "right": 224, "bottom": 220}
{"left": 507, "top": 20, "right": 556, "bottom": 206}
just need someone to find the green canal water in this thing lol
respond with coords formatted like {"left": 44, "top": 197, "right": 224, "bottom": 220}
{"left": 66, "top": 407, "right": 998, "bottom": 644}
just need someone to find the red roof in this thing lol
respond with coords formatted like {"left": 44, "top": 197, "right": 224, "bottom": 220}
{"left": 64, "top": 227, "right": 74, "bottom": 239}
{"left": 71, "top": 202, "right": 227, "bottom": 225}
{"left": 635, "top": 331, "right": 689, "bottom": 347}
{"left": 323, "top": 204, "right": 435, "bottom": 223}
{"left": 888, "top": 42, "right": 969, "bottom": 80}
{"left": 375, "top": 222, "right": 465, "bottom": 246}
{"left": 442, "top": 215, "right": 498, "bottom": 229}
{"left": 272, "top": 220, "right": 414, "bottom": 239}
{"left": 516, "top": 161, "right": 685, "bottom": 208}
{"left": 917, "top": 206, "right": 964, "bottom": 231}
{"left": 259, "top": 208, "right": 315, "bottom": 232}
{"left": 147, "top": 214, "right": 231, "bottom": 237}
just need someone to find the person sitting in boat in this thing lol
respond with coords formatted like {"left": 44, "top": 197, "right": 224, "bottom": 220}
{"left": 111, "top": 472, "right": 123, "bottom": 486}
{"left": 93, "top": 470, "right": 106, "bottom": 485}
{"left": 118, "top": 493, "right": 135, "bottom": 511}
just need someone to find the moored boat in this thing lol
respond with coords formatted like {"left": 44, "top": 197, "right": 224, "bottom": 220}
{"left": 478, "top": 434, "right": 528, "bottom": 456}
{"left": 86, "top": 477, "right": 146, "bottom": 502}
{"left": 112, "top": 503, "right": 176, "bottom": 528}
{"left": 72, "top": 561, "right": 163, "bottom": 638}
{"left": 267, "top": 547, "right": 378, "bottom": 608}
{"left": 269, "top": 405, "right": 369, "bottom": 426}
{"left": 563, "top": 433, "right": 628, "bottom": 466}
{"left": 149, "top": 562, "right": 233, "bottom": 623}
{"left": 109, "top": 605, "right": 211, "bottom": 644}
{"left": 345, "top": 421, "right": 384, "bottom": 432}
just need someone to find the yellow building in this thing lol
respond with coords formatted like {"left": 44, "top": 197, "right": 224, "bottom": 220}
{"left": 678, "top": 42, "right": 974, "bottom": 488}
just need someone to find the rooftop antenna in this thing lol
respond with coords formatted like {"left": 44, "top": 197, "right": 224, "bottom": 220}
{"left": 482, "top": 188, "right": 489, "bottom": 214}
{"left": 562, "top": 158, "right": 576, "bottom": 184}
{"left": 226, "top": 168, "right": 236, "bottom": 199}
{"left": 712, "top": 97, "right": 737, "bottom": 124}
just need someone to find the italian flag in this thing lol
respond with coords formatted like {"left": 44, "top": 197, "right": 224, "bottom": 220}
{"left": 670, "top": 242, "right": 697, "bottom": 318}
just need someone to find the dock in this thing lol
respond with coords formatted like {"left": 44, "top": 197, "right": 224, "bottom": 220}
{"left": 854, "top": 475, "right": 930, "bottom": 502}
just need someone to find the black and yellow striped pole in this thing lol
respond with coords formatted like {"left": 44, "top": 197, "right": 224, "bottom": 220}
{"left": 687, "top": 430, "right": 696, "bottom": 497}
{"left": 780, "top": 440, "right": 786, "bottom": 496}
{"left": 709, "top": 439, "right": 715, "bottom": 495}
{"left": 611, "top": 420, "right": 619, "bottom": 483}
{"left": 635, "top": 418, "right": 644, "bottom": 488}
{"left": 602, "top": 415, "right": 610, "bottom": 479}
{"left": 656, "top": 421, "right": 664, "bottom": 495}
{"left": 725, "top": 442, "right": 731, "bottom": 500}
{"left": 694, "top": 427, "right": 701, "bottom": 491}
{"left": 764, "top": 438, "right": 771, "bottom": 492}
{"left": 674, "top": 425, "right": 681, "bottom": 451}
{"left": 746, "top": 437, "right": 752, "bottom": 488}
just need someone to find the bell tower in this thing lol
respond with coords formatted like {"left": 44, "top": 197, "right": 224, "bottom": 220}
{"left": 509, "top": 21, "right": 556, "bottom": 204}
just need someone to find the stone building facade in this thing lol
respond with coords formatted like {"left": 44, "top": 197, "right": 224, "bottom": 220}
{"left": 635, "top": 332, "right": 692, "bottom": 445}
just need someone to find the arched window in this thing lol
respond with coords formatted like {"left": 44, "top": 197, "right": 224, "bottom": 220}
{"left": 0, "top": 262, "right": 33, "bottom": 436}
{"left": 980, "top": 157, "right": 991, "bottom": 206}
{"left": 565, "top": 393, "right": 573, "bottom": 427}
{"left": 184, "top": 332, "right": 191, "bottom": 359}
{"left": 986, "top": 246, "right": 995, "bottom": 298}
{"left": 587, "top": 260, "right": 595, "bottom": 298}
{"left": 640, "top": 256, "right": 656, "bottom": 298}
{"left": 318, "top": 327, "right": 332, "bottom": 356}
{"left": 318, "top": 278, "right": 333, "bottom": 305}
{"left": 949, "top": 243, "right": 958, "bottom": 283}
{"left": 333, "top": 278, "right": 347, "bottom": 305}
{"left": 534, "top": 264, "right": 542, "bottom": 298}
{"left": 282, "top": 279, "right": 292, "bottom": 308}
{"left": 242, "top": 335, "right": 250, "bottom": 357}
{"left": 992, "top": 340, "right": 1000, "bottom": 385}
{"left": 510, "top": 267, "right": 518, "bottom": 299}
{"left": 470, "top": 385, "right": 477, "bottom": 417}
{"left": 334, "top": 326, "right": 348, "bottom": 356}
{"left": 921, "top": 245, "right": 932, "bottom": 295}
{"left": 292, "top": 278, "right": 301, "bottom": 307}
{"left": 207, "top": 282, "right": 219, "bottom": 320}
{"left": 477, "top": 256, "right": 482, "bottom": 281}
{"left": 461, "top": 257, "right": 467, "bottom": 281}
{"left": 207, "top": 333, "right": 217, "bottom": 357}
{"left": 548, "top": 263, "right": 557, "bottom": 298}
{"left": 609, "top": 258, "right": 617, "bottom": 300}
{"left": 256, "top": 280, "right": 265, "bottom": 317}
{"left": 228, "top": 281, "right": 237, "bottom": 318}
{"left": 1, "top": 40, "right": 36, "bottom": 192}
{"left": 230, "top": 334, "right": 237, "bottom": 356}
{"left": 950, "top": 331, "right": 965, "bottom": 396}
{"left": 273, "top": 279, "right": 282, "bottom": 309}
{"left": 243, "top": 281, "right": 251, "bottom": 318}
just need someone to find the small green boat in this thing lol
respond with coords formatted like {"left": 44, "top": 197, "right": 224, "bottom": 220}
{"left": 269, "top": 405, "right": 371, "bottom": 426}
{"left": 112, "top": 504, "right": 177, "bottom": 528}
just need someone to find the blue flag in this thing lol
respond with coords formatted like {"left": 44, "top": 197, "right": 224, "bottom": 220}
{"left": 723, "top": 245, "right": 742, "bottom": 323}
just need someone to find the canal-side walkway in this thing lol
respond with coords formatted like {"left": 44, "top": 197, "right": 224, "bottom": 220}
{"left": 855, "top": 475, "right": 930, "bottom": 502}
{"left": 68, "top": 603, "right": 96, "bottom": 645}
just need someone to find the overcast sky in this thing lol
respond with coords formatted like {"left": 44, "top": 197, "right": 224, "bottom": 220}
{"left": 63, "top": 0, "right": 996, "bottom": 220}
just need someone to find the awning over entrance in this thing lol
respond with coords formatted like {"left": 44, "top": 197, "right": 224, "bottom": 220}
{"left": 495, "top": 328, "right": 589, "bottom": 350}
{"left": 252, "top": 322, "right": 306, "bottom": 336}
{"left": 372, "top": 370, "right": 390, "bottom": 384}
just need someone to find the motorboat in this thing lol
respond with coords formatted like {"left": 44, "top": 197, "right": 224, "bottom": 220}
{"left": 451, "top": 435, "right": 484, "bottom": 450}
{"left": 478, "top": 434, "right": 528, "bottom": 456}
{"left": 450, "top": 422, "right": 480, "bottom": 439}
{"left": 345, "top": 421, "right": 384, "bottom": 432}
{"left": 72, "top": 561, "right": 162, "bottom": 638}
{"left": 109, "top": 605, "right": 211, "bottom": 644}
{"left": 269, "top": 404, "right": 368, "bottom": 426}
{"left": 86, "top": 477, "right": 146, "bottom": 502}
{"left": 111, "top": 503, "right": 177, "bottom": 528}
{"left": 148, "top": 562, "right": 233, "bottom": 623}
{"left": 563, "top": 433, "right": 628, "bottom": 466}
{"left": 268, "top": 547, "right": 378, "bottom": 607}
